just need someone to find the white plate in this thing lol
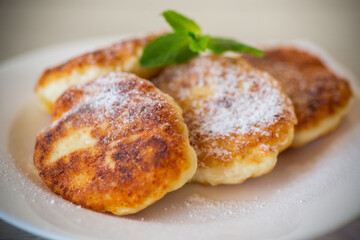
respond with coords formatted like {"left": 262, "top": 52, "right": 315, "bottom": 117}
{"left": 0, "top": 36, "right": 359, "bottom": 240}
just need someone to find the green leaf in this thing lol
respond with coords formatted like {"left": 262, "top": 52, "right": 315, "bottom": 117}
{"left": 207, "top": 37, "right": 264, "bottom": 56}
{"left": 162, "top": 10, "right": 201, "bottom": 35}
{"left": 140, "top": 10, "right": 264, "bottom": 68}
{"left": 140, "top": 33, "right": 198, "bottom": 67}
{"left": 189, "top": 35, "right": 210, "bottom": 52}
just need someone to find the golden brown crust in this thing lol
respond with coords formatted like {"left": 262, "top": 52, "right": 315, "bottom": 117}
{"left": 153, "top": 54, "right": 296, "bottom": 185}
{"left": 34, "top": 72, "right": 196, "bottom": 214}
{"left": 36, "top": 33, "right": 159, "bottom": 89}
{"left": 34, "top": 33, "right": 164, "bottom": 111}
{"left": 243, "top": 47, "right": 353, "bottom": 131}
{"left": 193, "top": 117, "right": 294, "bottom": 169}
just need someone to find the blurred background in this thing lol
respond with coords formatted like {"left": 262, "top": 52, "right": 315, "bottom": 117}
{"left": 0, "top": 0, "right": 359, "bottom": 239}
{"left": 0, "top": 0, "right": 359, "bottom": 79}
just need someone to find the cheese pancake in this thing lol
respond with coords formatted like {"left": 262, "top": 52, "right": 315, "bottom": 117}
{"left": 35, "top": 33, "right": 163, "bottom": 111}
{"left": 153, "top": 54, "right": 296, "bottom": 186}
{"left": 34, "top": 72, "right": 197, "bottom": 215}
{"left": 244, "top": 47, "right": 353, "bottom": 147}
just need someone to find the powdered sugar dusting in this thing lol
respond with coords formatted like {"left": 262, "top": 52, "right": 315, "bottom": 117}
{"left": 183, "top": 193, "right": 244, "bottom": 221}
{"left": 154, "top": 55, "right": 294, "bottom": 157}
{"left": 50, "top": 72, "right": 175, "bottom": 139}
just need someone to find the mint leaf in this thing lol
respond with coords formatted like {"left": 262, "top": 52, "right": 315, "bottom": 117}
{"left": 189, "top": 35, "right": 210, "bottom": 52}
{"left": 207, "top": 37, "right": 264, "bottom": 56}
{"left": 162, "top": 10, "right": 201, "bottom": 35}
{"left": 173, "top": 43, "right": 199, "bottom": 63}
{"left": 140, "top": 10, "right": 264, "bottom": 67}
{"left": 140, "top": 33, "right": 197, "bottom": 67}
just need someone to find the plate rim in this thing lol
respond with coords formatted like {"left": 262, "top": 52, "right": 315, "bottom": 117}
{"left": 0, "top": 34, "right": 359, "bottom": 240}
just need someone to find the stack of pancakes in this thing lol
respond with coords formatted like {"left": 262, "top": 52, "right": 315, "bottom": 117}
{"left": 33, "top": 33, "right": 353, "bottom": 215}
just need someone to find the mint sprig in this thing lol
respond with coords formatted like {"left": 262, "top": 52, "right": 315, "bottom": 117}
{"left": 162, "top": 10, "right": 201, "bottom": 35}
{"left": 140, "top": 10, "right": 263, "bottom": 67}
{"left": 207, "top": 37, "right": 264, "bottom": 56}
{"left": 140, "top": 33, "right": 198, "bottom": 67}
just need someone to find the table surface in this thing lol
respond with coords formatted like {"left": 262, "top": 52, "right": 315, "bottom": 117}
{"left": 0, "top": 217, "right": 359, "bottom": 240}
{"left": 0, "top": 0, "right": 359, "bottom": 239}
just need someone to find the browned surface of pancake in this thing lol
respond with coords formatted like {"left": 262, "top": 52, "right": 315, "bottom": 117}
{"left": 37, "top": 33, "right": 159, "bottom": 88}
{"left": 34, "top": 72, "right": 197, "bottom": 215}
{"left": 35, "top": 33, "right": 164, "bottom": 111}
{"left": 153, "top": 54, "right": 296, "bottom": 185}
{"left": 244, "top": 47, "right": 353, "bottom": 133}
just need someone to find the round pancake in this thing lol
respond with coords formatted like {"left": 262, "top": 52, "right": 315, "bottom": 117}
{"left": 34, "top": 72, "right": 197, "bottom": 215}
{"left": 35, "top": 33, "right": 164, "bottom": 112}
{"left": 153, "top": 54, "right": 296, "bottom": 186}
{"left": 243, "top": 47, "right": 353, "bottom": 147}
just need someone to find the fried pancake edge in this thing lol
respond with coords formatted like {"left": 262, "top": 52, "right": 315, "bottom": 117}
{"left": 243, "top": 43, "right": 354, "bottom": 148}
{"left": 292, "top": 99, "right": 352, "bottom": 148}
{"left": 35, "top": 32, "right": 164, "bottom": 112}
{"left": 153, "top": 54, "right": 297, "bottom": 186}
{"left": 34, "top": 73, "right": 197, "bottom": 215}
{"left": 192, "top": 126, "right": 294, "bottom": 186}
